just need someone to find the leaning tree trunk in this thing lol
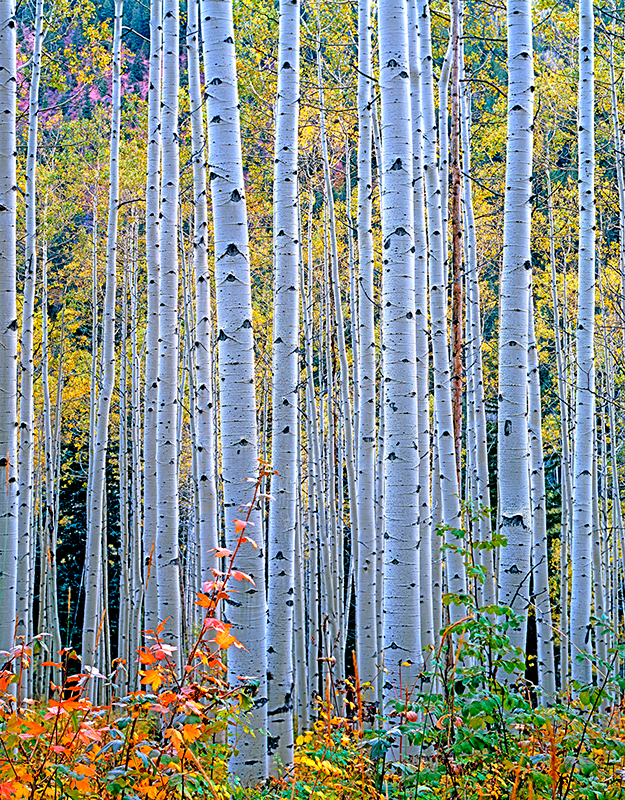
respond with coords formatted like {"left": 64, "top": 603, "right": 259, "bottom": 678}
{"left": 570, "top": 0, "right": 595, "bottom": 686}
{"left": 201, "top": 0, "right": 267, "bottom": 782}
{"left": 497, "top": 0, "right": 534, "bottom": 654}
{"left": 378, "top": 0, "right": 422, "bottom": 694}
{"left": 82, "top": 0, "right": 123, "bottom": 670}
{"left": 267, "top": 0, "right": 300, "bottom": 767}
{"left": 17, "top": 0, "right": 44, "bottom": 664}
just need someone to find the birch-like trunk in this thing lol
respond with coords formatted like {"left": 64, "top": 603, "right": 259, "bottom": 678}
{"left": 187, "top": 0, "right": 218, "bottom": 584}
{"left": 17, "top": 0, "right": 44, "bottom": 654}
{"left": 460, "top": 74, "right": 494, "bottom": 605}
{"left": 417, "top": 0, "right": 463, "bottom": 603}
{"left": 143, "top": 0, "right": 162, "bottom": 635}
{"left": 267, "top": 0, "right": 300, "bottom": 767}
{"left": 570, "top": 0, "right": 595, "bottom": 685}
{"left": 201, "top": 0, "right": 267, "bottom": 781}
{"left": 155, "top": 0, "right": 182, "bottom": 660}
{"left": 0, "top": 0, "right": 18, "bottom": 653}
{"left": 82, "top": 0, "right": 123, "bottom": 669}
{"left": 356, "top": 0, "right": 378, "bottom": 682}
{"left": 528, "top": 294, "right": 556, "bottom": 696}
{"left": 379, "top": 0, "right": 421, "bottom": 692}
{"left": 497, "top": 0, "right": 533, "bottom": 651}
{"left": 407, "top": 0, "right": 433, "bottom": 651}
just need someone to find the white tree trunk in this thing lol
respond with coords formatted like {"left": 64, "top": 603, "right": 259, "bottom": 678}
{"left": 570, "top": 0, "right": 595, "bottom": 686}
{"left": 528, "top": 294, "right": 556, "bottom": 696}
{"left": 460, "top": 74, "right": 494, "bottom": 605}
{"left": 17, "top": 0, "right": 44, "bottom": 661}
{"left": 417, "top": 0, "right": 463, "bottom": 605}
{"left": 379, "top": 0, "right": 422, "bottom": 692}
{"left": 356, "top": 0, "right": 378, "bottom": 684}
{"left": 0, "top": 0, "right": 18, "bottom": 654}
{"left": 267, "top": 0, "right": 300, "bottom": 767}
{"left": 143, "top": 0, "right": 162, "bottom": 635}
{"left": 82, "top": 0, "right": 123, "bottom": 669}
{"left": 188, "top": 0, "right": 218, "bottom": 589}
{"left": 201, "top": 0, "right": 267, "bottom": 781}
{"left": 155, "top": 0, "right": 182, "bottom": 661}
{"left": 497, "top": 0, "right": 533, "bottom": 652}
{"left": 407, "top": 0, "right": 433, "bottom": 653}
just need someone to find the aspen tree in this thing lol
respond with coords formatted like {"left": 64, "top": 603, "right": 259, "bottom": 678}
{"left": 497, "top": 0, "right": 534, "bottom": 650}
{"left": 201, "top": 0, "right": 267, "bottom": 781}
{"left": 187, "top": 0, "right": 218, "bottom": 584}
{"left": 82, "top": 0, "right": 123, "bottom": 670}
{"left": 356, "top": 0, "right": 378, "bottom": 682}
{"left": 570, "top": 0, "right": 596, "bottom": 685}
{"left": 0, "top": 0, "right": 18, "bottom": 654}
{"left": 154, "top": 0, "right": 182, "bottom": 660}
{"left": 17, "top": 0, "right": 44, "bottom": 657}
{"left": 378, "top": 0, "right": 421, "bottom": 691}
{"left": 266, "top": 0, "right": 300, "bottom": 766}
{"left": 449, "top": 0, "right": 463, "bottom": 479}
{"left": 143, "top": 0, "right": 162, "bottom": 634}
{"left": 407, "top": 0, "right": 433, "bottom": 651}
{"left": 417, "top": 0, "right": 463, "bottom": 602}
{"left": 528, "top": 294, "right": 556, "bottom": 696}
{"left": 460, "top": 76, "right": 494, "bottom": 604}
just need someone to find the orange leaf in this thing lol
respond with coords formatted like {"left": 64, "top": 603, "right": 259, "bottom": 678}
{"left": 231, "top": 570, "right": 255, "bottom": 585}
{"left": 240, "top": 536, "right": 258, "bottom": 549}
{"left": 212, "top": 547, "right": 232, "bottom": 558}
{"left": 140, "top": 669, "right": 164, "bottom": 690}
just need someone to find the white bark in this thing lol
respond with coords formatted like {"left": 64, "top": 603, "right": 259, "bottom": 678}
{"left": 417, "top": 0, "right": 463, "bottom": 603}
{"left": 356, "top": 0, "right": 378, "bottom": 684}
{"left": 143, "top": 0, "right": 162, "bottom": 635}
{"left": 0, "top": 0, "right": 18, "bottom": 654}
{"left": 155, "top": 0, "right": 182, "bottom": 661}
{"left": 379, "top": 0, "right": 422, "bottom": 691}
{"left": 528, "top": 294, "right": 556, "bottom": 696}
{"left": 188, "top": 0, "right": 218, "bottom": 586}
{"left": 267, "top": 0, "right": 300, "bottom": 766}
{"left": 570, "top": 0, "right": 595, "bottom": 686}
{"left": 17, "top": 0, "right": 44, "bottom": 657}
{"left": 408, "top": 0, "right": 433, "bottom": 653}
{"left": 82, "top": 0, "right": 123, "bottom": 669}
{"left": 497, "top": 0, "right": 533, "bottom": 651}
{"left": 201, "top": 0, "right": 267, "bottom": 781}
{"left": 460, "top": 75, "right": 494, "bottom": 606}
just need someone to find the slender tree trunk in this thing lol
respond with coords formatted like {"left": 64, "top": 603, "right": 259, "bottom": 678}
{"left": 17, "top": 0, "right": 44, "bottom": 664}
{"left": 201, "top": 0, "right": 267, "bottom": 780}
{"left": 417, "top": 0, "right": 463, "bottom": 602}
{"left": 82, "top": 0, "right": 123, "bottom": 669}
{"left": 155, "top": 0, "right": 182, "bottom": 661}
{"left": 356, "top": 0, "right": 378, "bottom": 683}
{"left": 528, "top": 293, "right": 556, "bottom": 697}
{"left": 570, "top": 0, "right": 595, "bottom": 686}
{"left": 267, "top": 0, "right": 300, "bottom": 766}
{"left": 460, "top": 72, "right": 493, "bottom": 604}
{"left": 0, "top": 0, "right": 18, "bottom": 653}
{"left": 450, "top": 0, "right": 463, "bottom": 481}
{"left": 497, "top": 0, "right": 534, "bottom": 653}
{"left": 187, "top": 0, "right": 218, "bottom": 588}
{"left": 143, "top": 0, "right": 162, "bottom": 635}
{"left": 378, "top": 0, "right": 421, "bottom": 692}
{"left": 407, "top": 0, "right": 433, "bottom": 652}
